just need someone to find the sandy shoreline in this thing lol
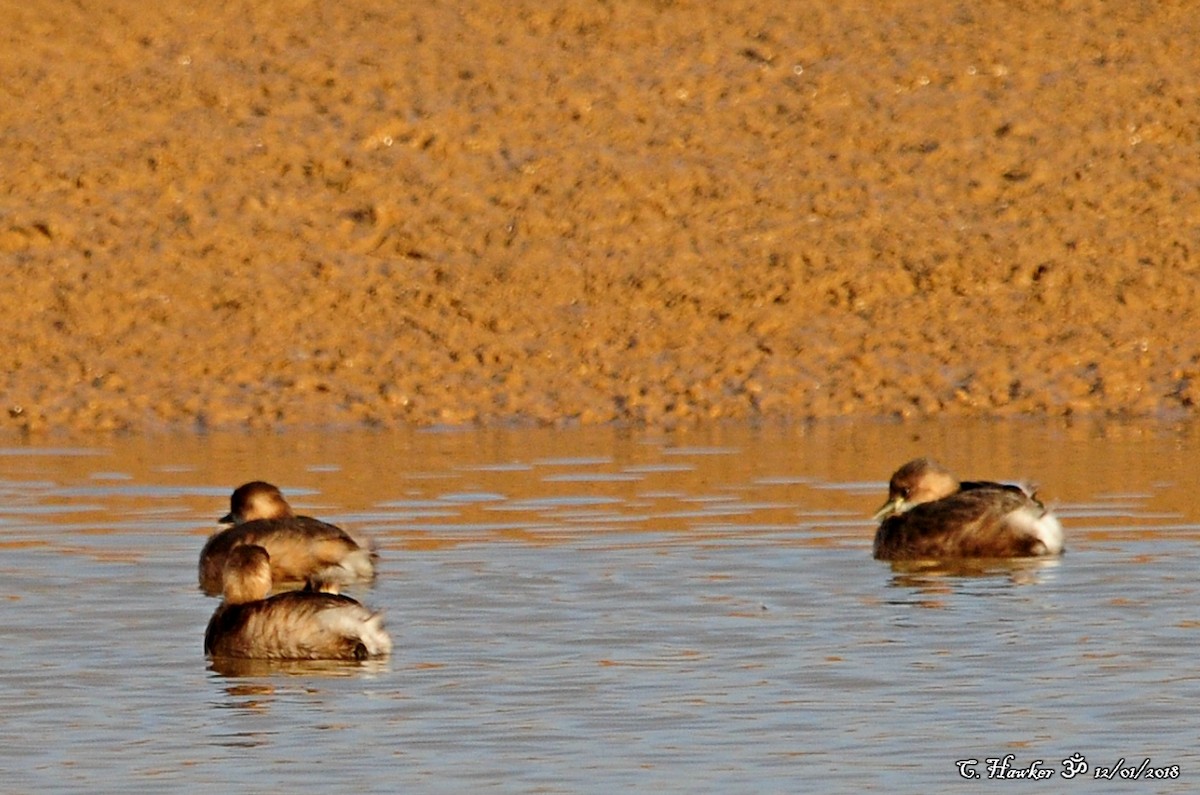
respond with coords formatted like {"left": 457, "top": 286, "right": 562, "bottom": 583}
{"left": 2, "top": 2, "right": 1198, "bottom": 435}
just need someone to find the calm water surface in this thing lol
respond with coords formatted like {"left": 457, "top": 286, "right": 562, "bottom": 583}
{"left": 1, "top": 418, "right": 1198, "bottom": 793}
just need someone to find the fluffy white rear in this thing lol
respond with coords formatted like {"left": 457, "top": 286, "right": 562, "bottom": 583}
{"left": 359, "top": 612, "right": 393, "bottom": 657}
{"left": 338, "top": 547, "right": 377, "bottom": 581}
{"left": 1007, "top": 505, "right": 1065, "bottom": 555}
{"left": 309, "top": 546, "right": 376, "bottom": 589}
{"left": 320, "top": 605, "right": 393, "bottom": 657}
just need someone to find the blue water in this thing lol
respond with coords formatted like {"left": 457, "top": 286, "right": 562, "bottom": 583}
{"left": 0, "top": 419, "right": 1196, "bottom": 793}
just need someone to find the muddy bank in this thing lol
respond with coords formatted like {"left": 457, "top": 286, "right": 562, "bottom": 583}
{"left": 2, "top": 1, "right": 1198, "bottom": 434}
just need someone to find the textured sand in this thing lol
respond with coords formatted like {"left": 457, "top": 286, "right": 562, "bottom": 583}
{"left": 2, "top": 2, "right": 1198, "bottom": 434}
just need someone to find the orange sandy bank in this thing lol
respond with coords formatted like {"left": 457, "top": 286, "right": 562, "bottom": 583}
{"left": 2, "top": 1, "right": 1198, "bottom": 434}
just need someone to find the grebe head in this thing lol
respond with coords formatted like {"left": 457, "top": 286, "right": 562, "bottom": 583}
{"left": 221, "top": 545, "right": 273, "bottom": 604}
{"left": 873, "top": 458, "right": 961, "bottom": 521}
{"left": 220, "top": 481, "right": 294, "bottom": 524}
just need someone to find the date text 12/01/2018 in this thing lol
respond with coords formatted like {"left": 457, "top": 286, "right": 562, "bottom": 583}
{"left": 956, "top": 754, "right": 1180, "bottom": 781}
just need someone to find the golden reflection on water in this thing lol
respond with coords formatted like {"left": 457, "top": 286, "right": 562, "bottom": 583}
{"left": 0, "top": 416, "right": 1197, "bottom": 564}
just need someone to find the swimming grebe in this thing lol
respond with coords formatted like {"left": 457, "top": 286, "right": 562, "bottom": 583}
{"left": 198, "top": 481, "right": 376, "bottom": 596}
{"left": 872, "top": 458, "right": 1064, "bottom": 561}
{"left": 204, "top": 545, "right": 392, "bottom": 661}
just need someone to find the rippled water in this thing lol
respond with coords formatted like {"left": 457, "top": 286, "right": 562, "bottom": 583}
{"left": 1, "top": 418, "right": 1198, "bottom": 792}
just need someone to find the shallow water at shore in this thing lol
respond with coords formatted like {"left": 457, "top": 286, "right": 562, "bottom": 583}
{"left": 1, "top": 418, "right": 1197, "bottom": 792}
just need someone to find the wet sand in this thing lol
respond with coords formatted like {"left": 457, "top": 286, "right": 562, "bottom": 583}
{"left": 2, "top": 1, "right": 1198, "bottom": 434}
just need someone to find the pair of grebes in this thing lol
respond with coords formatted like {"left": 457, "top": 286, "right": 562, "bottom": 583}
{"left": 200, "top": 482, "right": 389, "bottom": 662}
{"left": 200, "top": 458, "right": 1064, "bottom": 662}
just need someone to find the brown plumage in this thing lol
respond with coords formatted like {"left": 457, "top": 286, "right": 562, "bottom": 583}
{"left": 198, "top": 481, "right": 375, "bottom": 596}
{"left": 204, "top": 545, "right": 392, "bottom": 661}
{"left": 872, "top": 458, "right": 1064, "bottom": 561}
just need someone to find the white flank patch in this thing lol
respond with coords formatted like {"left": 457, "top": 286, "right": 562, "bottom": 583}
{"left": 339, "top": 548, "right": 376, "bottom": 581}
{"left": 360, "top": 612, "right": 394, "bottom": 657}
{"left": 321, "top": 605, "right": 393, "bottom": 657}
{"left": 1007, "top": 506, "right": 1065, "bottom": 555}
